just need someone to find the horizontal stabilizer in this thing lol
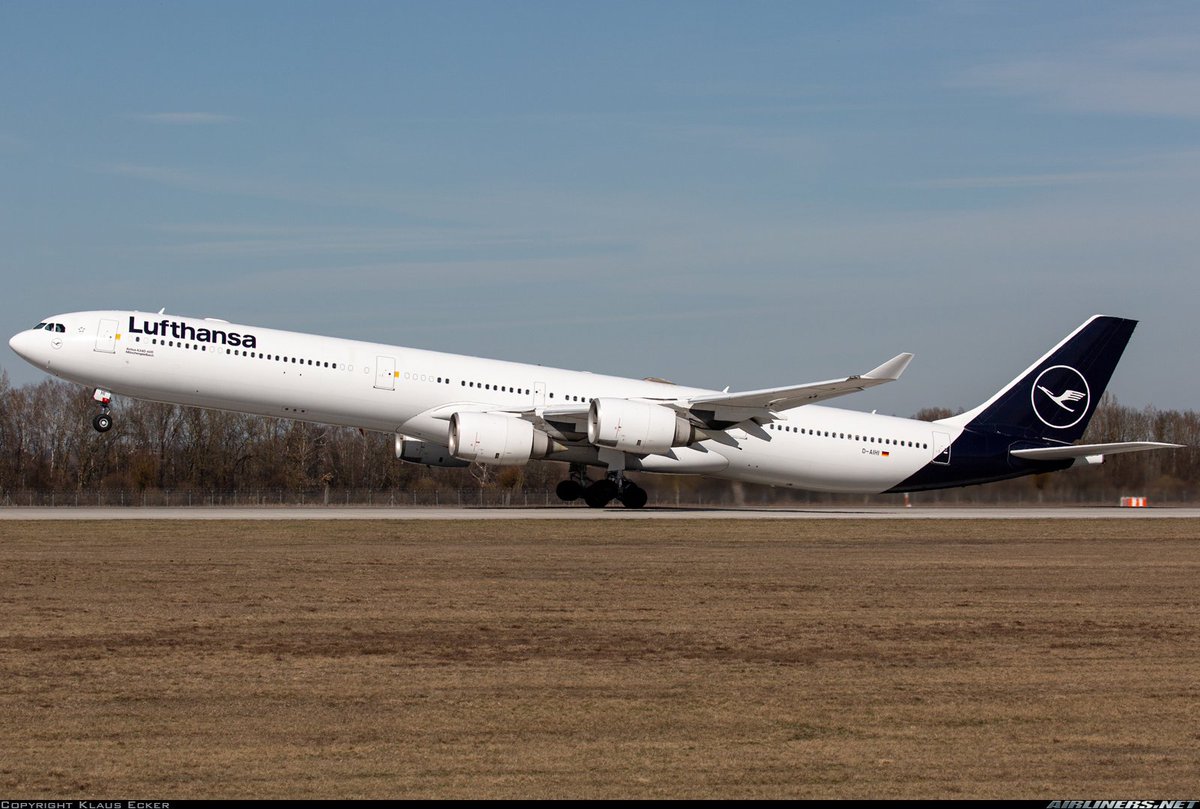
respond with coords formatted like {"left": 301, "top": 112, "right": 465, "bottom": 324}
{"left": 1011, "top": 441, "right": 1184, "bottom": 461}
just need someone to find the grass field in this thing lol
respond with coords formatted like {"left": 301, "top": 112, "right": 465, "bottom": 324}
{"left": 1, "top": 519, "right": 1197, "bottom": 798}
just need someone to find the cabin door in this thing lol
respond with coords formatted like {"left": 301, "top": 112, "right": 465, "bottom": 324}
{"left": 95, "top": 319, "right": 118, "bottom": 353}
{"left": 375, "top": 355, "right": 396, "bottom": 390}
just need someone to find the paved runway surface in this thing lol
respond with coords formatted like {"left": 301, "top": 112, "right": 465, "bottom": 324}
{"left": 2, "top": 506, "right": 1197, "bottom": 519}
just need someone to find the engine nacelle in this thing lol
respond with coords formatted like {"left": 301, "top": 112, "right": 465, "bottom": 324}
{"left": 395, "top": 435, "right": 470, "bottom": 468}
{"left": 587, "top": 398, "right": 698, "bottom": 454}
{"left": 448, "top": 412, "right": 561, "bottom": 466}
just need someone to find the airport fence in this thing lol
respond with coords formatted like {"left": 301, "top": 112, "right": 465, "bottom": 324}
{"left": 0, "top": 487, "right": 785, "bottom": 508}
{"left": 1, "top": 486, "right": 1195, "bottom": 508}
{"left": 0, "top": 487, "right": 567, "bottom": 508}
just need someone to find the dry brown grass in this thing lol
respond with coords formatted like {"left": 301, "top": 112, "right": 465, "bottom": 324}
{"left": 0, "top": 518, "right": 1197, "bottom": 798}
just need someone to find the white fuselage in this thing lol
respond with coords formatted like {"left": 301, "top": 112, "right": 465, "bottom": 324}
{"left": 9, "top": 311, "right": 964, "bottom": 494}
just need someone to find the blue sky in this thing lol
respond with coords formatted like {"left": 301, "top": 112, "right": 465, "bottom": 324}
{"left": 2, "top": 1, "right": 1197, "bottom": 415}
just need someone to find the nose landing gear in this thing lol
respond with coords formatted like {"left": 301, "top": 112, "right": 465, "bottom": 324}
{"left": 91, "top": 388, "right": 114, "bottom": 433}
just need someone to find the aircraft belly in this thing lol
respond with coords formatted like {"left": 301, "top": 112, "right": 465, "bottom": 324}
{"left": 712, "top": 435, "right": 931, "bottom": 494}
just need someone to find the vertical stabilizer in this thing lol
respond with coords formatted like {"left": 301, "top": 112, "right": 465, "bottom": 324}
{"left": 938, "top": 315, "right": 1137, "bottom": 443}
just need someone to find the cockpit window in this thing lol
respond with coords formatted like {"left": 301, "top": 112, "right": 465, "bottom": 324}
{"left": 34, "top": 323, "right": 46, "bottom": 330}
{"left": 55, "top": 324, "right": 65, "bottom": 333}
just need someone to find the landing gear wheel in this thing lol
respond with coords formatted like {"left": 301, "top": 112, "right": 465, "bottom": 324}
{"left": 556, "top": 480, "right": 584, "bottom": 502}
{"left": 92, "top": 413, "right": 113, "bottom": 433}
{"left": 619, "top": 484, "right": 648, "bottom": 509}
{"left": 584, "top": 480, "right": 618, "bottom": 509}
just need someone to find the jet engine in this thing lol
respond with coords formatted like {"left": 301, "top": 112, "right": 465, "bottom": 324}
{"left": 448, "top": 412, "right": 562, "bottom": 466}
{"left": 587, "top": 398, "right": 700, "bottom": 454}
{"left": 394, "top": 435, "right": 470, "bottom": 468}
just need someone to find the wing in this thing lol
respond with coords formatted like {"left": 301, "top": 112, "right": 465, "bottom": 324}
{"left": 683, "top": 352, "right": 913, "bottom": 424}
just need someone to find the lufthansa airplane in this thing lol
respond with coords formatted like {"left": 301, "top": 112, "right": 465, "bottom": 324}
{"left": 7, "top": 311, "right": 1181, "bottom": 508}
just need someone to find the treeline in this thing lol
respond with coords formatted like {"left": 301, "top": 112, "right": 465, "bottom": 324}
{"left": 0, "top": 371, "right": 1195, "bottom": 505}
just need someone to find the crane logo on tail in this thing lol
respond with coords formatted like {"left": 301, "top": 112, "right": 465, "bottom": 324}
{"left": 1031, "top": 365, "right": 1090, "bottom": 429}
{"left": 1037, "top": 386, "right": 1085, "bottom": 412}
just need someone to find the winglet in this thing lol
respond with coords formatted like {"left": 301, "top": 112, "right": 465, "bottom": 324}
{"left": 864, "top": 352, "right": 913, "bottom": 381}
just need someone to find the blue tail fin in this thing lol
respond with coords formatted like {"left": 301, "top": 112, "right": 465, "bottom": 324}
{"left": 942, "top": 315, "right": 1137, "bottom": 443}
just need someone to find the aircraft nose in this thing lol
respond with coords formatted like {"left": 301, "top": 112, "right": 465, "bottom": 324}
{"left": 9, "top": 330, "right": 32, "bottom": 360}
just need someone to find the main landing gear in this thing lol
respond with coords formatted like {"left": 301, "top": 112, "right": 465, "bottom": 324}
{"left": 92, "top": 388, "right": 114, "bottom": 433}
{"left": 555, "top": 464, "right": 648, "bottom": 509}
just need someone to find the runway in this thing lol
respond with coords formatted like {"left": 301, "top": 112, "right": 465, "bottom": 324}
{"left": 1, "top": 506, "right": 1197, "bottom": 520}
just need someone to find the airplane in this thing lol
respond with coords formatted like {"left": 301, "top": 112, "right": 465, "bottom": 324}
{"left": 7, "top": 310, "right": 1182, "bottom": 508}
